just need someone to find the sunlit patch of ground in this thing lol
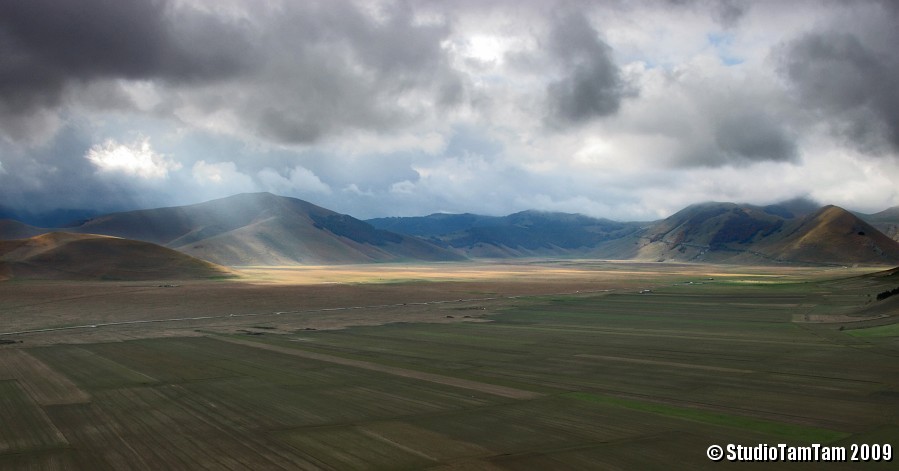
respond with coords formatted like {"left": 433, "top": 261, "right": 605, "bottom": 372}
{"left": 234, "top": 260, "right": 877, "bottom": 285}
{"left": 236, "top": 262, "right": 601, "bottom": 284}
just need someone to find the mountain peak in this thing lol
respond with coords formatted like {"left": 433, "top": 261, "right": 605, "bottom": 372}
{"left": 50, "top": 193, "right": 461, "bottom": 265}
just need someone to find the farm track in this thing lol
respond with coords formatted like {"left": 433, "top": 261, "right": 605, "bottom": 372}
{"left": 575, "top": 353, "right": 755, "bottom": 374}
{"left": 484, "top": 323, "right": 848, "bottom": 347}
{"left": 217, "top": 336, "right": 543, "bottom": 400}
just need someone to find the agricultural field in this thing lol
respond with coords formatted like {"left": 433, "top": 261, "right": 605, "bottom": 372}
{"left": 0, "top": 261, "right": 897, "bottom": 469}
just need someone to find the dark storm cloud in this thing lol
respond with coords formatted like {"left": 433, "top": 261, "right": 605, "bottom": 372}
{"left": 663, "top": 0, "right": 747, "bottom": 27}
{"left": 712, "top": 109, "right": 796, "bottom": 164}
{"left": 778, "top": 5, "right": 899, "bottom": 153}
{"left": 0, "top": 0, "right": 465, "bottom": 146}
{"left": 0, "top": 0, "right": 254, "bottom": 140}
{"left": 236, "top": 1, "right": 464, "bottom": 144}
{"left": 0, "top": 0, "right": 468, "bottom": 212}
{"left": 711, "top": 0, "right": 747, "bottom": 28}
{"left": 544, "top": 12, "right": 633, "bottom": 125}
{"left": 644, "top": 68, "right": 799, "bottom": 168}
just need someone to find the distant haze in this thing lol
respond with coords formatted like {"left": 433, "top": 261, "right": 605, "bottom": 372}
{"left": 1, "top": 1, "right": 898, "bottom": 220}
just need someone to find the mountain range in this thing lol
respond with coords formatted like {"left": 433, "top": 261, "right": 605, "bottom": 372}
{"left": 369, "top": 200, "right": 899, "bottom": 265}
{"left": 2, "top": 193, "right": 899, "bottom": 273}
{"left": 369, "top": 211, "right": 642, "bottom": 258}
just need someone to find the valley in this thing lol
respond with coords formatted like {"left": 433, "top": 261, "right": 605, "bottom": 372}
{"left": 5, "top": 1, "right": 899, "bottom": 468}
{"left": 1, "top": 194, "right": 897, "bottom": 469}
{"left": 1, "top": 261, "right": 897, "bottom": 469}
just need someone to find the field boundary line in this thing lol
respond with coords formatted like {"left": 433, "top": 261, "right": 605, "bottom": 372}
{"left": 575, "top": 354, "right": 754, "bottom": 374}
{"left": 0, "top": 349, "right": 90, "bottom": 405}
{"left": 0, "top": 379, "right": 70, "bottom": 449}
{"left": 213, "top": 336, "right": 543, "bottom": 400}
{"left": 355, "top": 427, "right": 439, "bottom": 461}
{"left": 488, "top": 324, "right": 844, "bottom": 347}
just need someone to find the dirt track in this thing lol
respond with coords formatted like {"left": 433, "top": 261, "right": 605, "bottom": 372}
{"left": 217, "top": 336, "right": 543, "bottom": 400}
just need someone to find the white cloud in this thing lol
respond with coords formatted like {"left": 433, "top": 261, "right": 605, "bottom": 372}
{"left": 343, "top": 183, "right": 374, "bottom": 197}
{"left": 389, "top": 180, "right": 416, "bottom": 194}
{"left": 192, "top": 160, "right": 254, "bottom": 189}
{"left": 86, "top": 137, "right": 181, "bottom": 179}
{"left": 257, "top": 166, "right": 331, "bottom": 195}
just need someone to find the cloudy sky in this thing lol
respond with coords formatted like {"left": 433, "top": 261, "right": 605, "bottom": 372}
{"left": 1, "top": 0, "right": 898, "bottom": 221}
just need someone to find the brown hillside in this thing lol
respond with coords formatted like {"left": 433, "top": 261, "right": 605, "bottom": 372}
{"left": 0, "top": 232, "right": 234, "bottom": 281}
{"left": 620, "top": 203, "right": 899, "bottom": 265}
{"left": 763, "top": 206, "right": 899, "bottom": 264}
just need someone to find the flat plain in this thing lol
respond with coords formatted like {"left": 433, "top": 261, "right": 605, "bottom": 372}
{"left": 0, "top": 261, "right": 897, "bottom": 469}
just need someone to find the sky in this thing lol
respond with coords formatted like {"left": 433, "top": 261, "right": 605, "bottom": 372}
{"left": 1, "top": 0, "right": 898, "bottom": 221}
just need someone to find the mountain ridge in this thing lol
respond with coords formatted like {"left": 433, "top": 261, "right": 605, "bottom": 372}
{"left": 371, "top": 201, "right": 899, "bottom": 265}
{"left": 3, "top": 194, "right": 898, "bottom": 267}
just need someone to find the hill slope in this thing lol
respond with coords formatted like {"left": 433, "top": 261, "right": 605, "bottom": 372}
{"left": 70, "top": 193, "right": 463, "bottom": 265}
{"left": 624, "top": 203, "right": 899, "bottom": 265}
{"left": 759, "top": 206, "right": 899, "bottom": 264}
{"left": 0, "top": 233, "right": 233, "bottom": 281}
{"left": 0, "top": 219, "right": 47, "bottom": 240}
{"left": 858, "top": 206, "right": 899, "bottom": 242}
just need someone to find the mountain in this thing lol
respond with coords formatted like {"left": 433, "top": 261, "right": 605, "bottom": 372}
{"left": 858, "top": 206, "right": 899, "bottom": 242}
{"left": 0, "top": 232, "right": 233, "bottom": 281}
{"left": 370, "top": 210, "right": 643, "bottom": 257}
{"left": 367, "top": 213, "right": 501, "bottom": 238}
{"left": 619, "top": 202, "right": 791, "bottom": 262}
{"left": 759, "top": 206, "right": 899, "bottom": 264}
{"left": 0, "top": 219, "right": 47, "bottom": 240}
{"left": 0, "top": 205, "right": 102, "bottom": 227}
{"left": 67, "top": 193, "right": 463, "bottom": 265}
{"left": 625, "top": 203, "right": 899, "bottom": 265}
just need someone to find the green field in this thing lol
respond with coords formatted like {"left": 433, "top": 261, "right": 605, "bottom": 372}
{"left": 1, "top": 268, "right": 898, "bottom": 469}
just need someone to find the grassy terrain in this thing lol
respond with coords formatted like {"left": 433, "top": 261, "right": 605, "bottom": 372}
{"left": 0, "top": 263, "right": 897, "bottom": 469}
